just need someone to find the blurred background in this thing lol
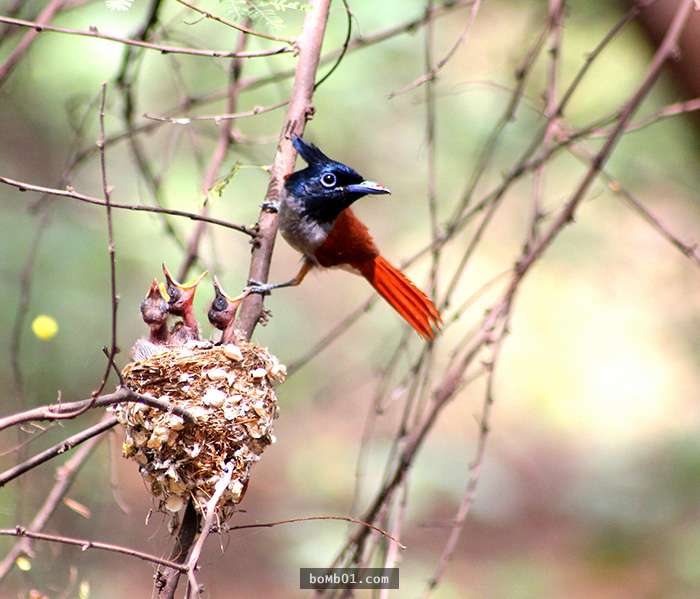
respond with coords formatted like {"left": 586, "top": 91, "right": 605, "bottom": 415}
{"left": 1, "top": 0, "right": 699, "bottom": 597}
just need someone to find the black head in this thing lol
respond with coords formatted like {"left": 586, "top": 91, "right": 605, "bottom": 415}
{"left": 284, "top": 135, "right": 390, "bottom": 223}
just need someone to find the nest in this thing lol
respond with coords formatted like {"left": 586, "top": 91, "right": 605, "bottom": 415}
{"left": 114, "top": 342, "right": 285, "bottom": 522}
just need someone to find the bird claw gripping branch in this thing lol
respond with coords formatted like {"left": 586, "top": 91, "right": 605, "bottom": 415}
{"left": 259, "top": 134, "right": 442, "bottom": 340}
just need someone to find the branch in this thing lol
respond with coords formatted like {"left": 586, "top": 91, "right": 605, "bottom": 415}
{"left": 0, "top": 0, "right": 67, "bottom": 87}
{"left": 0, "top": 527, "right": 187, "bottom": 571}
{"left": 0, "top": 430, "right": 104, "bottom": 581}
{"left": 0, "top": 386, "right": 195, "bottom": 432}
{"left": 174, "top": 0, "right": 295, "bottom": 45}
{"left": 184, "top": 463, "right": 235, "bottom": 598}
{"left": 0, "top": 415, "right": 117, "bottom": 487}
{"left": 389, "top": 0, "right": 482, "bottom": 97}
{"left": 0, "top": 15, "right": 293, "bottom": 59}
{"left": 228, "top": 515, "right": 405, "bottom": 548}
{"left": 0, "top": 175, "right": 256, "bottom": 236}
{"left": 236, "top": 0, "right": 333, "bottom": 339}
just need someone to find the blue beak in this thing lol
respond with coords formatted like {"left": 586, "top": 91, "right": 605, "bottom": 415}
{"left": 345, "top": 180, "right": 391, "bottom": 195}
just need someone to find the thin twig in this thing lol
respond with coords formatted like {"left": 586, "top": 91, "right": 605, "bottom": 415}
{"left": 0, "top": 15, "right": 293, "bottom": 59}
{"left": 185, "top": 463, "right": 235, "bottom": 598}
{"left": 0, "top": 415, "right": 117, "bottom": 487}
{"left": 0, "top": 431, "right": 105, "bottom": 581}
{"left": 389, "top": 0, "right": 482, "bottom": 98}
{"left": 174, "top": 0, "right": 295, "bottom": 45}
{"left": 0, "top": 386, "right": 195, "bottom": 432}
{"left": 0, "top": 175, "right": 256, "bottom": 236}
{"left": 0, "top": 527, "right": 188, "bottom": 571}
{"left": 0, "top": 0, "right": 67, "bottom": 87}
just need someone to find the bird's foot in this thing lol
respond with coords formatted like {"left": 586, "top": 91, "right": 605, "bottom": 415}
{"left": 246, "top": 279, "right": 274, "bottom": 296}
{"left": 261, "top": 199, "right": 279, "bottom": 213}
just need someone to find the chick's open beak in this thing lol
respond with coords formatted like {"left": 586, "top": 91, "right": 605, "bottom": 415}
{"left": 145, "top": 279, "right": 163, "bottom": 300}
{"left": 162, "top": 262, "right": 207, "bottom": 304}
{"left": 212, "top": 275, "right": 247, "bottom": 304}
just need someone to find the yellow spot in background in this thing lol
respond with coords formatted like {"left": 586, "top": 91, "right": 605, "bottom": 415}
{"left": 31, "top": 315, "right": 58, "bottom": 340}
{"left": 79, "top": 581, "right": 90, "bottom": 599}
{"left": 15, "top": 556, "right": 31, "bottom": 572}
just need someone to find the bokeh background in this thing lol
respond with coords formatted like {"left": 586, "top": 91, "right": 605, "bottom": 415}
{"left": 1, "top": 0, "right": 700, "bottom": 597}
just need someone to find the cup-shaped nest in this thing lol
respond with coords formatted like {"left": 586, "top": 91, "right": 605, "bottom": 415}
{"left": 114, "top": 342, "right": 285, "bottom": 521}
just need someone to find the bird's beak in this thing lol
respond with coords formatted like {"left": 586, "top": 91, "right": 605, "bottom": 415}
{"left": 162, "top": 263, "right": 208, "bottom": 292}
{"left": 158, "top": 282, "right": 170, "bottom": 302}
{"left": 345, "top": 180, "right": 391, "bottom": 195}
{"left": 145, "top": 279, "right": 163, "bottom": 300}
{"left": 213, "top": 275, "right": 249, "bottom": 304}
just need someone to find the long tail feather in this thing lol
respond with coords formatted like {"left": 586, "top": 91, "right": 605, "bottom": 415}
{"left": 359, "top": 256, "right": 441, "bottom": 340}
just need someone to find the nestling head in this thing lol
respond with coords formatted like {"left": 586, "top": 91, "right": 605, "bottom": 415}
{"left": 285, "top": 134, "right": 390, "bottom": 223}
{"left": 208, "top": 276, "right": 240, "bottom": 331}
{"left": 162, "top": 263, "right": 207, "bottom": 316}
{"left": 140, "top": 279, "right": 169, "bottom": 328}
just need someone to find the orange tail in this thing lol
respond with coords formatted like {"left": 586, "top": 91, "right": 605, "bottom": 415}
{"left": 359, "top": 256, "right": 441, "bottom": 340}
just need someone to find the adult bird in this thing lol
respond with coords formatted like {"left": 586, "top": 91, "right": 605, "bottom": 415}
{"left": 162, "top": 263, "right": 207, "bottom": 344}
{"left": 251, "top": 135, "right": 441, "bottom": 339}
{"left": 208, "top": 276, "right": 249, "bottom": 343}
{"left": 131, "top": 279, "right": 170, "bottom": 361}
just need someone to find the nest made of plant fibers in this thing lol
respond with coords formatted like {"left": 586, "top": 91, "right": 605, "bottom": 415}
{"left": 114, "top": 342, "right": 285, "bottom": 521}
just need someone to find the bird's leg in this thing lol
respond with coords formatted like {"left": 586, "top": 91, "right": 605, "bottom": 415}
{"left": 247, "top": 260, "right": 312, "bottom": 295}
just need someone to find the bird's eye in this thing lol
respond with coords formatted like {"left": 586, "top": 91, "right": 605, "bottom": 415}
{"left": 321, "top": 173, "right": 336, "bottom": 188}
{"left": 214, "top": 297, "right": 227, "bottom": 311}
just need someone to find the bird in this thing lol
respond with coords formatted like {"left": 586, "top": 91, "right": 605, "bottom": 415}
{"left": 131, "top": 278, "right": 171, "bottom": 361}
{"left": 162, "top": 263, "right": 207, "bottom": 345}
{"left": 208, "top": 276, "right": 249, "bottom": 344}
{"left": 250, "top": 134, "right": 441, "bottom": 339}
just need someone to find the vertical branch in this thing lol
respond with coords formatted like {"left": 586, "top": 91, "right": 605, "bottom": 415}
{"left": 236, "top": 0, "right": 333, "bottom": 340}
{"left": 95, "top": 83, "right": 120, "bottom": 396}
{"left": 184, "top": 463, "right": 234, "bottom": 598}
{"left": 529, "top": 0, "right": 564, "bottom": 245}
{"left": 424, "top": 0, "right": 439, "bottom": 298}
{"left": 158, "top": 3, "right": 332, "bottom": 594}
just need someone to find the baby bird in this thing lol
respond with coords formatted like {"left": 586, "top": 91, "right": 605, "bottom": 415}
{"left": 207, "top": 276, "right": 249, "bottom": 344}
{"left": 131, "top": 279, "right": 170, "bottom": 361}
{"left": 162, "top": 263, "right": 207, "bottom": 345}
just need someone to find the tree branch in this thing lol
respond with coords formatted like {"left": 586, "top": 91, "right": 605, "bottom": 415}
{"left": 236, "top": 0, "right": 332, "bottom": 340}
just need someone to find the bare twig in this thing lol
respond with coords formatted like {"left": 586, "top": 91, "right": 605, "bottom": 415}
{"left": 174, "top": 0, "right": 295, "bottom": 45}
{"left": 0, "top": 0, "right": 67, "bottom": 87}
{"left": 529, "top": 0, "right": 565, "bottom": 245}
{"left": 144, "top": 99, "right": 288, "bottom": 125}
{"left": 184, "top": 463, "right": 235, "bottom": 598}
{"left": 0, "top": 415, "right": 117, "bottom": 487}
{"left": 0, "top": 15, "right": 293, "bottom": 59}
{"left": 0, "top": 527, "right": 187, "bottom": 571}
{"left": 0, "top": 431, "right": 104, "bottom": 581}
{"left": 389, "top": 0, "right": 482, "bottom": 97}
{"left": 0, "top": 387, "right": 195, "bottom": 432}
{"left": 228, "top": 514, "right": 405, "bottom": 548}
{"left": 0, "top": 175, "right": 256, "bottom": 236}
